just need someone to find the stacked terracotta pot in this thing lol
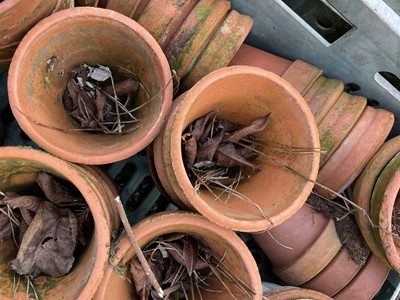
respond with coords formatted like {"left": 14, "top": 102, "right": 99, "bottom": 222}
{"left": 354, "top": 136, "right": 400, "bottom": 273}
{"left": 253, "top": 204, "right": 390, "bottom": 299}
{"left": 0, "top": 0, "right": 74, "bottom": 71}
{"left": 229, "top": 44, "right": 395, "bottom": 200}
{"left": 76, "top": 0, "right": 254, "bottom": 92}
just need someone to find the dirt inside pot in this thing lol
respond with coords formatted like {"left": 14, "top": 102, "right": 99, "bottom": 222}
{"left": 62, "top": 63, "right": 142, "bottom": 134}
{"left": 181, "top": 111, "right": 270, "bottom": 201}
{"left": 0, "top": 172, "right": 93, "bottom": 295}
{"left": 307, "top": 193, "right": 369, "bottom": 265}
{"left": 130, "top": 232, "right": 256, "bottom": 299}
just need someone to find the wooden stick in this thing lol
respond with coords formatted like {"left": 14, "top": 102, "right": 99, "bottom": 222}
{"left": 114, "top": 196, "right": 164, "bottom": 298}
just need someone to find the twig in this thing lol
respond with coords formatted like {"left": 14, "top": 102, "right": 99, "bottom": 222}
{"left": 113, "top": 196, "right": 164, "bottom": 298}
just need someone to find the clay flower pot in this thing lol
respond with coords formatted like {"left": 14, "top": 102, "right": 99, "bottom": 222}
{"left": 333, "top": 253, "right": 389, "bottom": 300}
{"left": 156, "top": 65, "right": 320, "bottom": 232}
{"left": 263, "top": 284, "right": 332, "bottom": 300}
{"left": 8, "top": 7, "right": 173, "bottom": 165}
{"left": 0, "top": 147, "right": 119, "bottom": 299}
{"left": 315, "top": 106, "right": 394, "bottom": 199}
{"left": 301, "top": 247, "right": 364, "bottom": 296}
{"left": 353, "top": 136, "right": 400, "bottom": 267}
{"left": 0, "top": 0, "right": 58, "bottom": 46}
{"left": 369, "top": 150, "right": 400, "bottom": 272}
{"left": 317, "top": 93, "right": 366, "bottom": 166}
{"left": 137, "top": 0, "right": 199, "bottom": 50}
{"left": 94, "top": 211, "right": 262, "bottom": 299}
{"left": 181, "top": 10, "right": 253, "bottom": 91}
{"left": 165, "top": 0, "right": 230, "bottom": 78}
{"left": 252, "top": 204, "right": 341, "bottom": 286}
{"left": 104, "top": 0, "right": 141, "bottom": 18}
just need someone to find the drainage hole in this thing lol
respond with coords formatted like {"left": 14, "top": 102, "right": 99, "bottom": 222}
{"left": 344, "top": 82, "right": 361, "bottom": 93}
{"left": 145, "top": 195, "right": 171, "bottom": 217}
{"left": 114, "top": 162, "right": 136, "bottom": 191}
{"left": 367, "top": 99, "right": 380, "bottom": 107}
{"left": 316, "top": 16, "right": 334, "bottom": 30}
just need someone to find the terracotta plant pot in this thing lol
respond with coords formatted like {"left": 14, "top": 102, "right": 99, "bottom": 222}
{"left": 369, "top": 149, "right": 400, "bottom": 272}
{"left": 333, "top": 253, "right": 389, "bottom": 300}
{"left": 301, "top": 247, "right": 364, "bottom": 296}
{"left": 94, "top": 211, "right": 262, "bottom": 299}
{"left": 315, "top": 106, "right": 394, "bottom": 199}
{"left": 317, "top": 93, "right": 366, "bottom": 166}
{"left": 165, "top": 0, "right": 230, "bottom": 78}
{"left": 137, "top": 0, "right": 199, "bottom": 50}
{"left": 263, "top": 284, "right": 332, "bottom": 300}
{"left": 0, "top": 0, "right": 58, "bottom": 46}
{"left": 156, "top": 65, "right": 320, "bottom": 232}
{"left": 8, "top": 7, "right": 173, "bottom": 165}
{"left": 180, "top": 10, "right": 253, "bottom": 91}
{"left": 0, "top": 147, "right": 119, "bottom": 299}
{"left": 252, "top": 204, "right": 341, "bottom": 286}
{"left": 353, "top": 136, "right": 400, "bottom": 267}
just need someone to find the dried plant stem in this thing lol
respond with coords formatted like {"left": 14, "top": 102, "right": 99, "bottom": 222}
{"left": 114, "top": 196, "right": 164, "bottom": 298}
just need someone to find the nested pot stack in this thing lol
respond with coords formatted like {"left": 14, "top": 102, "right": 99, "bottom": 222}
{"left": 0, "top": 147, "right": 120, "bottom": 300}
{"left": 252, "top": 204, "right": 390, "bottom": 299}
{"left": 229, "top": 44, "right": 395, "bottom": 200}
{"left": 152, "top": 65, "right": 320, "bottom": 232}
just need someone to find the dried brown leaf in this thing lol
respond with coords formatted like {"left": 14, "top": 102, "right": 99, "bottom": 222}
{"left": 3, "top": 193, "right": 42, "bottom": 212}
{"left": 196, "top": 130, "right": 224, "bottom": 163}
{"left": 0, "top": 222, "right": 13, "bottom": 242}
{"left": 20, "top": 207, "right": 34, "bottom": 225}
{"left": 189, "top": 110, "right": 217, "bottom": 142}
{"left": 37, "top": 172, "right": 79, "bottom": 204}
{"left": 215, "top": 143, "right": 261, "bottom": 172}
{"left": 18, "top": 217, "right": 28, "bottom": 245}
{"left": 130, "top": 258, "right": 150, "bottom": 299}
{"left": 182, "top": 133, "right": 197, "bottom": 168}
{"left": 95, "top": 89, "right": 107, "bottom": 123}
{"left": 182, "top": 237, "right": 197, "bottom": 275}
{"left": 9, "top": 201, "right": 78, "bottom": 277}
{"left": 225, "top": 114, "right": 270, "bottom": 143}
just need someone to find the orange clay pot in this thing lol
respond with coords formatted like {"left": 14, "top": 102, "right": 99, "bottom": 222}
{"left": 334, "top": 253, "right": 389, "bottom": 300}
{"left": 157, "top": 66, "right": 320, "bottom": 232}
{"left": 8, "top": 7, "right": 173, "bottom": 165}
{"left": 353, "top": 136, "right": 400, "bottom": 267}
{"left": 0, "top": 0, "right": 58, "bottom": 46}
{"left": 370, "top": 150, "right": 400, "bottom": 272}
{"left": 301, "top": 247, "right": 364, "bottom": 296}
{"left": 138, "top": 0, "right": 199, "bottom": 50}
{"left": 303, "top": 76, "right": 344, "bottom": 125}
{"left": 263, "top": 284, "right": 332, "bottom": 300}
{"left": 181, "top": 10, "right": 253, "bottom": 91}
{"left": 0, "top": 147, "right": 119, "bottom": 300}
{"left": 94, "top": 211, "right": 262, "bottom": 299}
{"left": 252, "top": 204, "right": 341, "bottom": 286}
{"left": 318, "top": 93, "right": 366, "bottom": 167}
{"left": 315, "top": 106, "right": 394, "bottom": 199}
{"left": 165, "top": 0, "right": 230, "bottom": 78}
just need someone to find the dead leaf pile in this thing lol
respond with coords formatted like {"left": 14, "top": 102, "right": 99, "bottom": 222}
{"left": 62, "top": 63, "right": 140, "bottom": 133}
{"left": 130, "top": 233, "right": 213, "bottom": 299}
{"left": 182, "top": 111, "right": 270, "bottom": 187}
{"left": 0, "top": 172, "right": 90, "bottom": 278}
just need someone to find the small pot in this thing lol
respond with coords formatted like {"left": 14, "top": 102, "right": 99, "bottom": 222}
{"left": 318, "top": 93, "right": 366, "bottom": 167}
{"left": 8, "top": 7, "right": 173, "bottom": 165}
{"left": 157, "top": 65, "right": 320, "bottom": 232}
{"left": 138, "top": 0, "right": 199, "bottom": 50}
{"left": 181, "top": 10, "right": 253, "bottom": 91}
{"left": 370, "top": 150, "right": 400, "bottom": 272}
{"left": 253, "top": 205, "right": 341, "bottom": 286}
{"left": 165, "top": 0, "right": 230, "bottom": 78}
{"left": 94, "top": 211, "right": 262, "bottom": 299}
{"left": 353, "top": 136, "right": 400, "bottom": 267}
{"left": 301, "top": 247, "right": 364, "bottom": 296}
{"left": 303, "top": 76, "right": 344, "bottom": 125}
{"left": 0, "top": 0, "right": 58, "bottom": 46}
{"left": 0, "top": 147, "right": 119, "bottom": 299}
{"left": 333, "top": 253, "right": 389, "bottom": 300}
{"left": 263, "top": 284, "right": 332, "bottom": 300}
{"left": 315, "top": 106, "right": 394, "bottom": 199}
